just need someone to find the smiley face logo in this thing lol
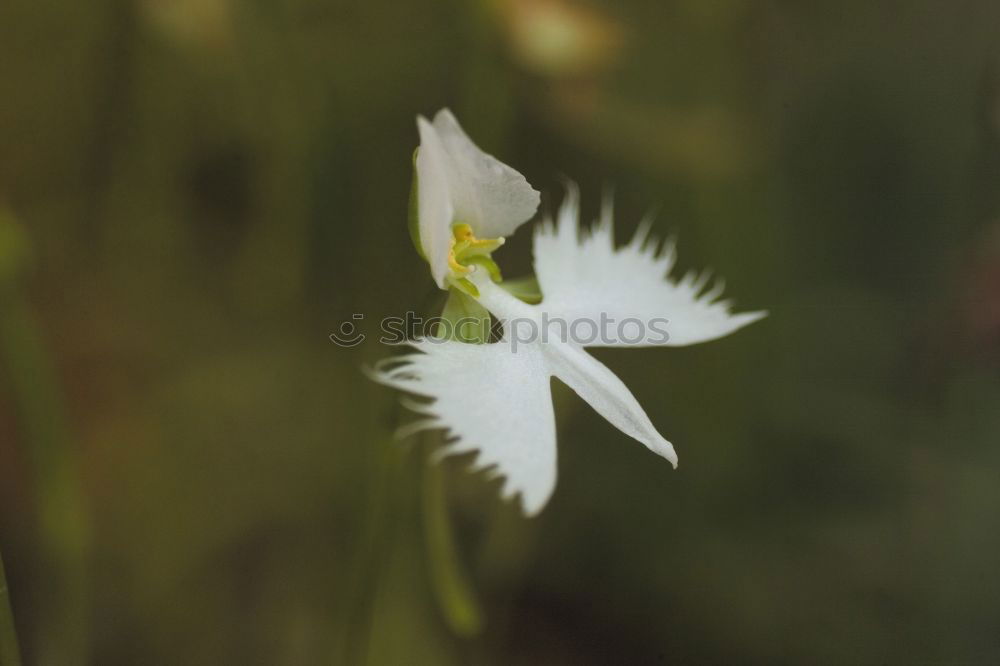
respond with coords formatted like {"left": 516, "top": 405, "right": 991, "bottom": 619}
{"left": 329, "top": 314, "right": 365, "bottom": 347}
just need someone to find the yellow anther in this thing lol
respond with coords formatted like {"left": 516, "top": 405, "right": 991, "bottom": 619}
{"left": 447, "top": 223, "right": 505, "bottom": 281}
{"left": 453, "top": 223, "right": 475, "bottom": 242}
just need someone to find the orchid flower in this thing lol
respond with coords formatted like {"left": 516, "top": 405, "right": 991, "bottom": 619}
{"left": 373, "top": 110, "right": 765, "bottom": 516}
{"left": 412, "top": 109, "right": 540, "bottom": 295}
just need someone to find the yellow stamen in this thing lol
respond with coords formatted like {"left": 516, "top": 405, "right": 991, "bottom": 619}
{"left": 447, "top": 223, "right": 505, "bottom": 283}
{"left": 448, "top": 249, "right": 473, "bottom": 275}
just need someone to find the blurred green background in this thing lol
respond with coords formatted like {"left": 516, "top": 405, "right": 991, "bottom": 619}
{"left": 2, "top": 0, "right": 1000, "bottom": 663}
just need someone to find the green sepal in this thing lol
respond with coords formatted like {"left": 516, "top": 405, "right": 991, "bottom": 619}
{"left": 499, "top": 275, "right": 542, "bottom": 304}
{"left": 437, "top": 288, "right": 491, "bottom": 344}
{"left": 408, "top": 148, "right": 426, "bottom": 261}
{"left": 447, "top": 276, "right": 479, "bottom": 299}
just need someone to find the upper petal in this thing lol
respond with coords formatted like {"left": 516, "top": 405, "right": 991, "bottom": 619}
{"left": 430, "top": 109, "right": 540, "bottom": 239}
{"left": 416, "top": 116, "right": 457, "bottom": 288}
{"left": 532, "top": 185, "right": 766, "bottom": 347}
{"left": 369, "top": 337, "right": 558, "bottom": 516}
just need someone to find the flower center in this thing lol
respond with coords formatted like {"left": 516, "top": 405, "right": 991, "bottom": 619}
{"left": 446, "top": 223, "right": 505, "bottom": 297}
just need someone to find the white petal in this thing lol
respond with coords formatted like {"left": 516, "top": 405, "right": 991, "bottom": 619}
{"left": 545, "top": 341, "right": 677, "bottom": 466}
{"left": 416, "top": 116, "right": 457, "bottom": 288}
{"left": 429, "top": 109, "right": 540, "bottom": 239}
{"left": 476, "top": 278, "right": 677, "bottom": 466}
{"left": 368, "top": 338, "right": 557, "bottom": 516}
{"left": 532, "top": 185, "right": 766, "bottom": 347}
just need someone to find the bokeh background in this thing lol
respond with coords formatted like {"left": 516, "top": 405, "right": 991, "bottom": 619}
{"left": 2, "top": 0, "right": 1000, "bottom": 663}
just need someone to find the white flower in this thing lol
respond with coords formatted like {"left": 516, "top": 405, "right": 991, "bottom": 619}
{"left": 373, "top": 186, "right": 765, "bottom": 515}
{"left": 414, "top": 109, "right": 540, "bottom": 290}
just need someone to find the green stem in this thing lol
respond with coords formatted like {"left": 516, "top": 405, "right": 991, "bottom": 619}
{"left": 339, "top": 421, "right": 405, "bottom": 665}
{"left": 0, "top": 551, "right": 22, "bottom": 666}
{"left": 0, "top": 210, "right": 90, "bottom": 665}
{"left": 416, "top": 284, "right": 489, "bottom": 637}
{"left": 421, "top": 454, "right": 484, "bottom": 637}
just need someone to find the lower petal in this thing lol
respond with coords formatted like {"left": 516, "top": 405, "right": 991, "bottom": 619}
{"left": 544, "top": 341, "right": 678, "bottom": 466}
